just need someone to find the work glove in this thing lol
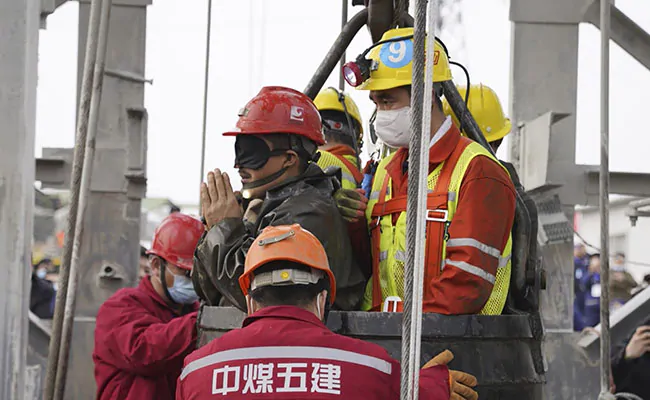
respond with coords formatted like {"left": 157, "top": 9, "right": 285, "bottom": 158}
{"left": 334, "top": 188, "right": 368, "bottom": 222}
{"left": 423, "top": 350, "right": 478, "bottom": 400}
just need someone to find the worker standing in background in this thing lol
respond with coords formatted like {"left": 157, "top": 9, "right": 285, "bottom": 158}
{"left": 338, "top": 28, "right": 516, "bottom": 314}
{"left": 575, "top": 253, "right": 602, "bottom": 329}
{"left": 609, "top": 252, "right": 638, "bottom": 310}
{"left": 314, "top": 87, "right": 365, "bottom": 190}
{"left": 178, "top": 224, "right": 478, "bottom": 400}
{"left": 192, "top": 86, "right": 368, "bottom": 313}
{"left": 93, "top": 213, "right": 204, "bottom": 400}
{"left": 573, "top": 243, "right": 591, "bottom": 330}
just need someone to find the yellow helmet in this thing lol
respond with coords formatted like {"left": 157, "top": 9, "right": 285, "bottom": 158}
{"left": 442, "top": 84, "right": 511, "bottom": 143}
{"left": 356, "top": 27, "right": 452, "bottom": 91}
{"left": 314, "top": 88, "right": 363, "bottom": 133}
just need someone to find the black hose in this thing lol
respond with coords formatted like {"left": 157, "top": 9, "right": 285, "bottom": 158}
{"left": 449, "top": 60, "right": 471, "bottom": 132}
{"left": 304, "top": 9, "right": 368, "bottom": 99}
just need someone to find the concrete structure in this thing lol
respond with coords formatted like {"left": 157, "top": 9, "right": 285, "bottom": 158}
{"left": 509, "top": 0, "right": 650, "bottom": 398}
{"left": 0, "top": 0, "right": 40, "bottom": 398}
{"left": 576, "top": 197, "right": 650, "bottom": 283}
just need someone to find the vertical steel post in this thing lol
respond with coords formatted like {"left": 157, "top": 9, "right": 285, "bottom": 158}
{"left": 0, "top": 0, "right": 39, "bottom": 398}
{"left": 52, "top": 1, "right": 112, "bottom": 399}
{"left": 199, "top": 0, "right": 213, "bottom": 207}
{"left": 338, "top": 0, "right": 348, "bottom": 91}
{"left": 42, "top": 0, "right": 104, "bottom": 398}
{"left": 598, "top": 0, "right": 611, "bottom": 398}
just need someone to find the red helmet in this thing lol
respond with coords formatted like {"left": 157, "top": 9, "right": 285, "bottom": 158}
{"left": 147, "top": 213, "right": 204, "bottom": 271}
{"left": 223, "top": 86, "right": 326, "bottom": 145}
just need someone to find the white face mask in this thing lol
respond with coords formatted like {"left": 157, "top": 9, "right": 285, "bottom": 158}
{"left": 374, "top": 107, "right": 411, "bottom": 148}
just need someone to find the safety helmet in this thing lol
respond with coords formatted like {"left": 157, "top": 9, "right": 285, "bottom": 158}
{"left": 442, "top": 84, "right": 511, "bottom": 143}
{"left": 223, "top": 86, "right": 326, "bottom": 146}
{"left": 147, "top": 213, "right": 204, "bottom": 271}
{"left": 239, "top": 224, "right": 336, "bottom": 303}
{"left": 314, "top": 88, "right": 364, "bottom": 134}
{"left": 353, "top": 27, "right": 452, "bottom": 91}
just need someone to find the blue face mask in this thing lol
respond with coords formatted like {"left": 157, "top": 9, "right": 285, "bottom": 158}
{"left": 167, "top": 273, "right": 199, "bottom": 304}
{"left": 36, "top": 269, "right": 47, "bottom": 279}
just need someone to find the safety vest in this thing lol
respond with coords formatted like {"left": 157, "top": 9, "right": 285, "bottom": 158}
{"left": 317, "top": 150, "right": 363, "bottom": 190}
{"left": 362, "top": 138, "right": 512, "bottom": 315}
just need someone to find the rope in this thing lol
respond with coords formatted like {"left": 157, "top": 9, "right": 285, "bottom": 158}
{"left": 199, "top": 0, "right": 213, "bottom": 212}
{"left": 402, "top": 0, "right": 431, "bottom": 398}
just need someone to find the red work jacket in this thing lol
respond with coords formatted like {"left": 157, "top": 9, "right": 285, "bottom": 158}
{"left": 383, "top": 122, "right": 516, "bottom": 314}
{"left": 177, "top": 306, "right": 450, "bottom": 399}
{"left": 93, "top": 277, "right": 198, "bottom": 400}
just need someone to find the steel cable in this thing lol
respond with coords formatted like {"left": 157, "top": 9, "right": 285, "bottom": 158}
{"left": 401, "top": 0, "right": 430, "bottom": 398}
{"left": 598, "top": 0, "right": 611, "bottom": 398}
{"left": 42, "top": 0, "right": 104, "bottom": 397}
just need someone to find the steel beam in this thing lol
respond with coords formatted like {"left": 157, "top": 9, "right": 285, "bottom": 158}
{"left": 0, "top": 0, "right": 40, "bottom": 398}
{"left": 584, "top": 0, "right": 650, "bottom": 72}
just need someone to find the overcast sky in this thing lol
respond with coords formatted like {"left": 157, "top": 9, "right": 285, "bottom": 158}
{"left": 35, "top": 0, "right": 650, "bottom": 206}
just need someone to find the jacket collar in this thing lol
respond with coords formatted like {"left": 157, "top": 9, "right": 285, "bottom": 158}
{"left": 323, "top": 144, "right": 356, "bottom": 158}
{"left": 242, "top": 305, "right": 327, "bottom": 330}
{"left": 386, "top": 117, "right": 461, "bottom": 183}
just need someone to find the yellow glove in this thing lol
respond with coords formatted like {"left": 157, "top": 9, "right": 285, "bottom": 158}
{"left": 334, "top": 188, "right": 368, "bottom": 222}
{"left": 423, "top": 350, "right": 478, "bottom": 400}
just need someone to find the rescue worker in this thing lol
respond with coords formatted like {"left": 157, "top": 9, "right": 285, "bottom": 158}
{"left": 338, "top": 28, "right": 516, "bottom": 314}
{"left": 575, "top": 253, "right": 601, "bottom": 329}
{"left": 314, "top": 87, "right": 364, "bottom": 190}
{"left": 573, "top": 243, "right": 591, "bottom": 329}
{"left": 192, "top": 86, "right": 368, "bottom": 312}
{"left": 442, "top": 83, "right": 539, "bottom": 312}
{"left": 609, "top": 252, "right": 637, "bottom": 309}
{"left": 93, "top": 213, "right": 204, "bottom": 400}
{"left": 178, "top": 224, "right": 478, "bottom": 400}
{"left": 139, "top": 244, "right": 151, "bottom": 282}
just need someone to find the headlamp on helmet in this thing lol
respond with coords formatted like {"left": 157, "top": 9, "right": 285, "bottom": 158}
{"left": 343, "top": 34, "right": 414, "bottom": 88}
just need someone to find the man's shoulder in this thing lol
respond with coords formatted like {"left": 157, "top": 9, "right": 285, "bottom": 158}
{"left": 465, "top": 154, "right": 515, "bottom": 189}
{"left": 99, "top": 285, "right": 151, "bottom": 312}
{"left": 183, "top": 327, "right": 394, "bottom": 366}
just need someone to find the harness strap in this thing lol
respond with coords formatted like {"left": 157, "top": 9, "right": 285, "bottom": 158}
{"left": 332, "top": 153, "right": 364, "bottom": 184}
{"left": 368, "top": 137, "right": 472, "bottom": 310}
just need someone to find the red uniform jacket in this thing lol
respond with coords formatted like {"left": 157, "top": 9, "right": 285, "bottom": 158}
{"left": 93, "top": 277, "right": 198, "bottom": 400}
{"left": 177, "top": 306, "right": 450, "bottom": 399}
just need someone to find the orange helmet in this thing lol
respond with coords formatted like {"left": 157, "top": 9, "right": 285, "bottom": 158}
{"left": 147, "top": 213, "right": 204, "bottom": 271}
{"left": 239, "top": 224, "right": 336, "bottom": 303}
{"left": 223, "top": 86, "right": 326, "bottom": 146}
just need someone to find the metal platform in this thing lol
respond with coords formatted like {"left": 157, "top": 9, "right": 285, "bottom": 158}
{"left": 198, "top": 307, "right": 545, "bottom": 400}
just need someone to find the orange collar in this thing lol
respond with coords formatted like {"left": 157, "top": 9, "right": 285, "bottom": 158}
{"left": 385, "top": 123, "right": 462, "bottom": 190}
{"left": 324, "top": 144, "right": 357, "bottom": 158}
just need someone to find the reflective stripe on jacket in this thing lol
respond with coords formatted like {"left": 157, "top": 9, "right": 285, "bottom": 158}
{"left": 177, "top": 306, "right": 450, "bottom": 399}
{"left": 317, "top": 147, "right": 363, "bottom": 190}
{"left": 362, "top": 124, "right": 515, "bottom": 315}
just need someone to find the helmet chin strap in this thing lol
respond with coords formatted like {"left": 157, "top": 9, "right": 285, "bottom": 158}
{"left": 241, "top": 167, "right": 289, "bottom": 191}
